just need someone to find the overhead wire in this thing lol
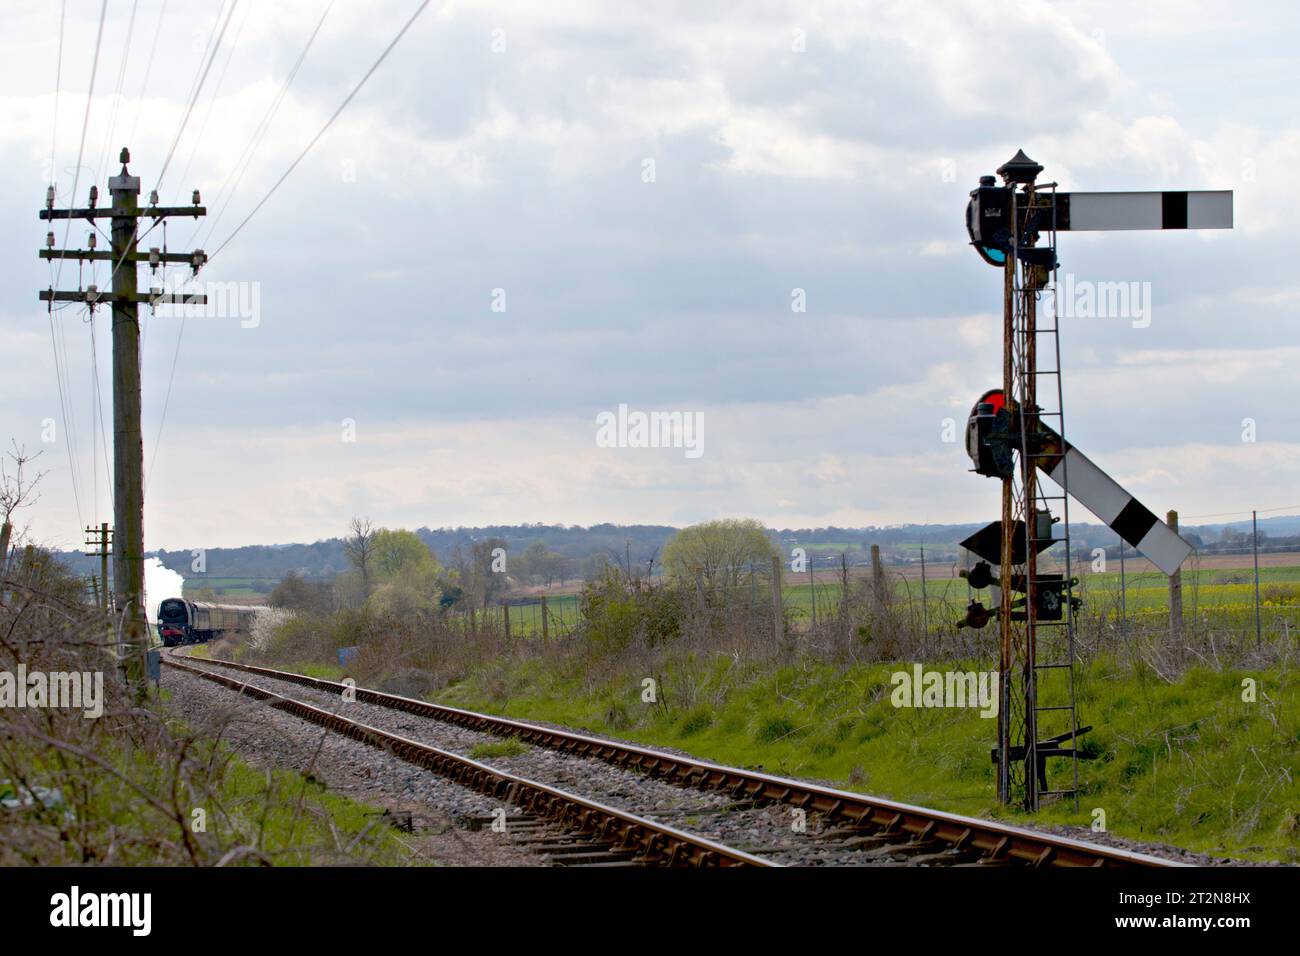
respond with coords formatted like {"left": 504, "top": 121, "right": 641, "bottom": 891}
{"left": 48, "top": 0, "right": 65, "bottom": 191}
{"left": 173, "top": 0, "right": 252, "bottom": 203}
{"left": 48, "top": 0, "right": 111, "bottom": 529}
{"left": 148, "top": 0, "right": 336, "bottom": 494}
{"left": 88, "top": 0, "right": 139, "bottom": 519}
{"left": 1182, "top": 505, "right": 1300, "bottom": 521}
{"left": 155, "top": 0, "right": 239, "bottom": 196}
{"left": 190, "top": 0, "right": 336, "bottom": 251}
{"left": 94, "top": 0, "right": 139, "bottom": 188}
{"left": 150, "top": 0, "right": 430, "bottom": 490}
{"left": 135, "top": 0, "right": 237, "bottom": 461}
{"left": 127, "top": 0, "right": 168, "bottom": 147}
{"left": 147, "top": 0, "right": 336, "bottom": 490}
{"left": 207, "top": 0, "right": 432, "bottom": 265}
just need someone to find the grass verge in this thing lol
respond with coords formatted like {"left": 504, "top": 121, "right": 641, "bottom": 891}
{"left": 432, "top": 654, "right": 1297, "bottom": 862}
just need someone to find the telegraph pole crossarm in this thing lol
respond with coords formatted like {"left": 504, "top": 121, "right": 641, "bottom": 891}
{"left": 39, "top": 205, "right": 207, "bottom": 220}
{"left": 40, "top": 249, "right": 207, "bottom": 265}
{"left": 39, "top": 290, "right": 208, "bottom": 306}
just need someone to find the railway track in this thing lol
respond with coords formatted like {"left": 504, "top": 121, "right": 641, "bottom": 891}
{"left": 166, "top": 655, "right": 772, "bottom": 867}
{"left": 167, "top": 652, "right": 1178, "bottom": 868}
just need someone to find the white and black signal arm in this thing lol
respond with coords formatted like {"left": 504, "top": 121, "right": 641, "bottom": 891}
{"left": 965, "top": 149, "right": 1232, "bottom": 266}
{"left": 962, "top": 149, "right": 1234, "bottom": 576}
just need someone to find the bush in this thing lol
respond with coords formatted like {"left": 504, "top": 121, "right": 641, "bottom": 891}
{"left": 679, "top": 705, "right": 714, "bottom": 736}
{"left": 579, "top": 569, "right": 684, "bottom": 652}
{"left": 754, "top": 714, "right": 797, "bottom": 743}
{"left": 0, "top": 570, "right": 407, "bottom": 865}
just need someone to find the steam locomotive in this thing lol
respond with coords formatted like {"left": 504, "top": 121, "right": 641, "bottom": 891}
{"left": 156, "top": 598, "right": 262, "bottom": 647}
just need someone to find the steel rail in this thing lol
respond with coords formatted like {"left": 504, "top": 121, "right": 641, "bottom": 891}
{"left": 165, "top": 656, "right": 773, "bottom": 868}
{"left": 174, "top": 653, "right": 1177, "bottom": 868}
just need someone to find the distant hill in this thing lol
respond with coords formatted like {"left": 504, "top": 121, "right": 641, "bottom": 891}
{"left": 51, "top": 516, "right": 1300, "bottom": 586}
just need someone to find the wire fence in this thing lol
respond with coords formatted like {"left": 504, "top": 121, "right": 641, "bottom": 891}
{"left": 246, "top": 531, "right": 1300, "bottom": 660}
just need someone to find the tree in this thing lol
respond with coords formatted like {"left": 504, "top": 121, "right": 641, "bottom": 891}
{"left": 270, "top": 571, "right": 311, "bottom": 609}
{"left": 0, "top": 442, "right": 45, "bottom": 575}
{"left": 333, "top": 569, "right": 368, "bottom": 610}
{"left": 343, "top": 517, "right": 377, "bottom": 593}
{"left": 437, "top": 582, "right": 464, "bottom": 611}
{"left": 521, "top": 540, "right": 549, "bottom": 583}
{"left": 660, "top": 518, "right": 779, "bottom": 590}
{"left": 372, "top": 529, "right": 440, "bottom": 582}
{"left": 270, "top": 571, "right": 332, "bottom": 613}
{"left": 363, "top": 529, "right": 442, "bottom": 617}
{"left": 546, "top": 552, "right": 573, "bottom": 586}
{"left": 581, "top": 552, "right": 612, "bottom": 581}
{"left": 464, "top": 537, "right": 508, "bottom": 609}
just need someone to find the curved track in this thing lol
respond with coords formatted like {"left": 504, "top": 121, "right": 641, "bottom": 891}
{"left": 166, "top": 655, "right": 772, "bottom": 867}
{"left": 168, "top": 653, "right": 1178, "bottom": 868}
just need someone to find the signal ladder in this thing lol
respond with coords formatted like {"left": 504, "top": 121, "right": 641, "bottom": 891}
{"left": 1013, "top": 184, "right": 1082, "bottom": 812}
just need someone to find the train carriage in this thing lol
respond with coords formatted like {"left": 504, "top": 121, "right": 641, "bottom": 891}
{"left": 157, "top": 598, "right": 262, "bottom": 646}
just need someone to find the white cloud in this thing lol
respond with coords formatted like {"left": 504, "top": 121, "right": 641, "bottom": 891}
{"left": 3, "top": 0, "right": 1298, "bottom": 550}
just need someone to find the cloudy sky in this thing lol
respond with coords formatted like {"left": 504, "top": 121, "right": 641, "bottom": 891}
{"left": 4, "top": 0, "right": 1298, "bottom": 551}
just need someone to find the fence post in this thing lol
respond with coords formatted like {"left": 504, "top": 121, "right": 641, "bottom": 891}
{"left": 919, "top": 543, "right": 928, "bottom": 653}
{"left": 808, "top": 558, "right": 817, "bottom": 630}
{"left": 541, "top": 596, "right": 549, "bottom": 643}
{"left": 502, "top": 602, "right": 511, "bottom": 639}
{"left": 1167, "top": 510, "right": 1183, "bottom": 639}
{"left": 1252, "top": 510, "right": 1262, "bottom": 645}
{"left": 771, "top": 554, "right": 784, "bottom": 651}
{"left": 871, "top": 544, "right": 885, "bottom": 610}
{"left": 1118, "top": 535, "right": 1127, "bottom": 637}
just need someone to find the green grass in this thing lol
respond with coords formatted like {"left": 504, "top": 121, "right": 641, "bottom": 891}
{"left": 488, "top": 562, "right": 1300, "bottom": 635}
{"left": 501, "top": 595, "right": 582, "bottom": 637}
{"left": 208, "top": 749, "right": 418, "bottom": 865}
{"left": 777, "top": 565, "right": 1300, "bottom": 634}
{"left": 14, "top": 708, "right": 422, "bottom": 865}
{"left": 183, "top": 577, "right": 275, "bottom": 600}
{"left": 467, "top": 739, "right": 528, "bottom": 760}
{"left": 434, "top": 654, "right": 1299, "bottom": 862}
{"left": 300, "top": 661, "right": 346, "bottom": 680}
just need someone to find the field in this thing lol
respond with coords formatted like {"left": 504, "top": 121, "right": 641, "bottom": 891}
{"left": 501, "top": 594, "right": 582, "bottom": 636}
{"left": 182, "top": 577, "right": 275, "bottom": 602}
{"left": 497, "top": 556, "right": 1300, "bottom": 639}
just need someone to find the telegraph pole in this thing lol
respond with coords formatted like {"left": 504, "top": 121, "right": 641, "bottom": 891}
{"left": 112, "top": 161, "right": 146, "bottom": 686}
{"left": 41, "top": 148, "right": 206, "bottom": 694}
{"left": 82, "top": 522, "right": 111, "bottom": 611}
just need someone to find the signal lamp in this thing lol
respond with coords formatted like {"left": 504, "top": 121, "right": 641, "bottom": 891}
{"left": 966, "top": 175, "right": 1012, "bottom": 267}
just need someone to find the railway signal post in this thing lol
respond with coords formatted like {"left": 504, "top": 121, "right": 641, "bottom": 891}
{"left": 962, "top": 150, "right": 1232, "bottom": 810}
{"left": 41, "top": 148, "right": 207, "bottom": 695}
